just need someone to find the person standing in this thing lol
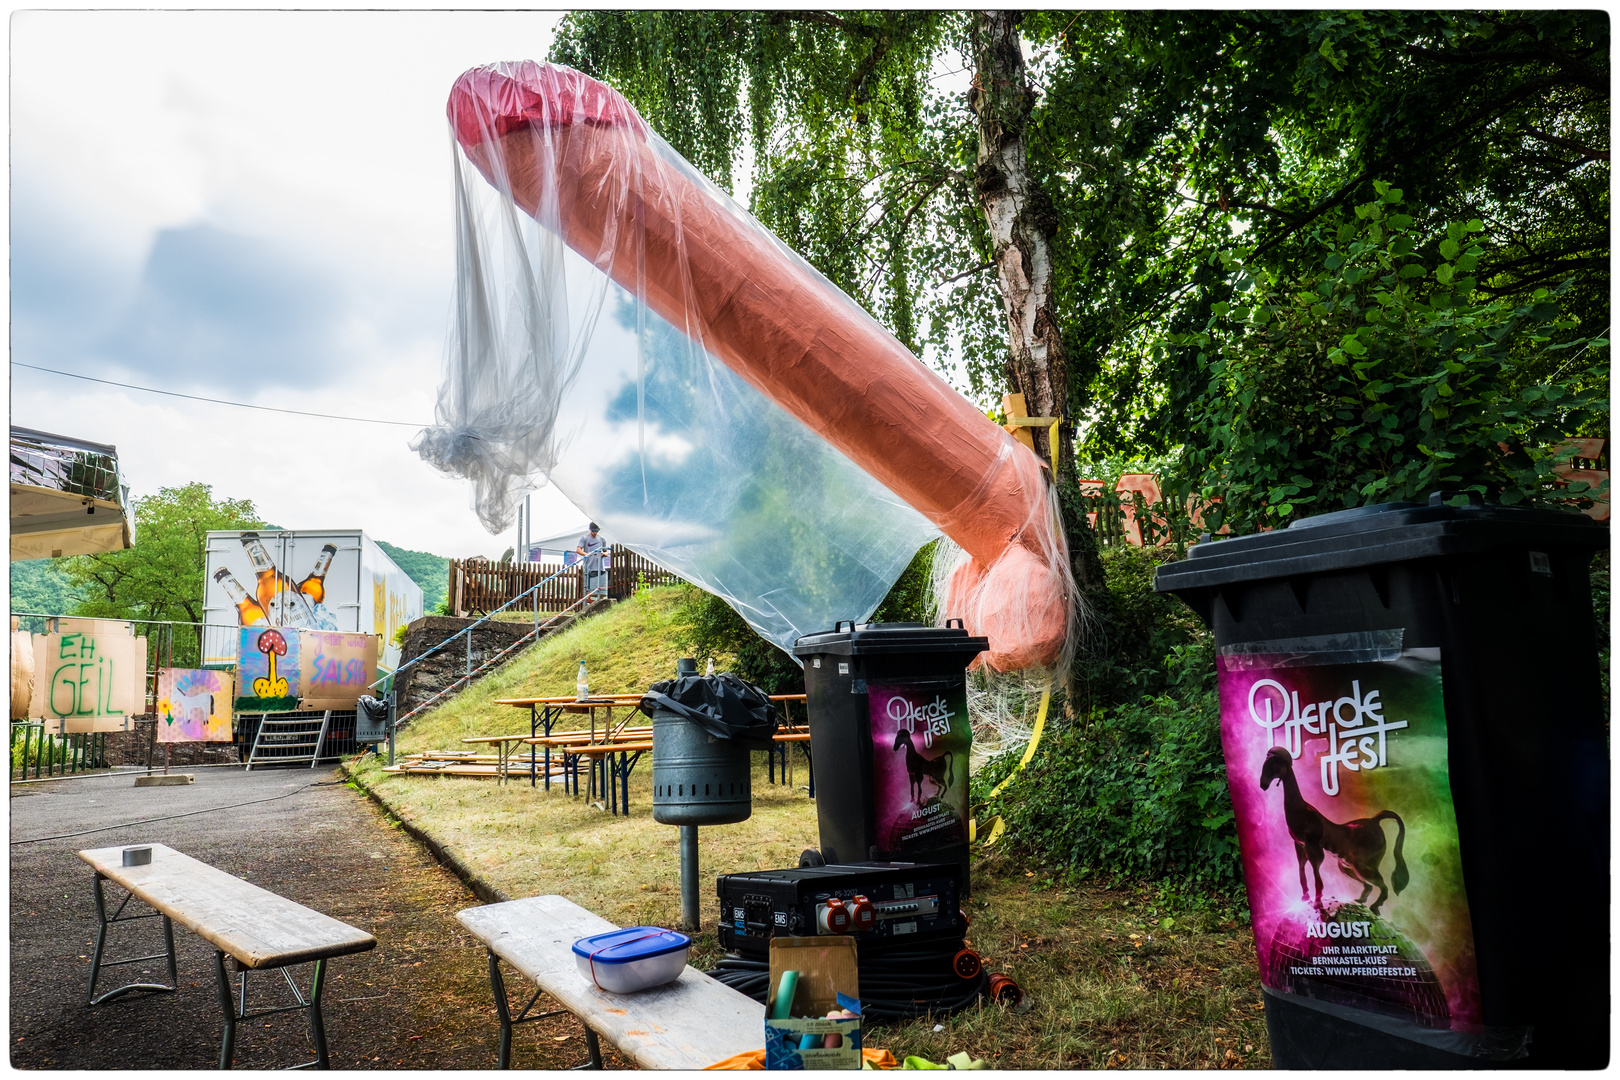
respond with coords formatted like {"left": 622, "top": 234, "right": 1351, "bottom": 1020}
{"left": 576, "top": 523, "right": 608, "bottom": 601}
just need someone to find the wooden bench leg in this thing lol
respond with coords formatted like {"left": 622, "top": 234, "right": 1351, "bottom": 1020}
{"left": 213, "top": 951, "right": 330, "bottom": 1070}
{"left": 485, "top": 949, "right": 599, "bottom": 1070}
{"left": 87, "top": 873, "right": 178, "bottom": 1006}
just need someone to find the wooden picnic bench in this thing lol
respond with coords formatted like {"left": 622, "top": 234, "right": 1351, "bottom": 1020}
{"left": 78, "top": 843, "right": 377, "bottom": 1069}
{"left": 457, "top": 894, "right": 763, "bottom": 1070}
{"left": 529, "top": 736, "right": 653, "bottom": 815}
{"left": 492, "top": 697, "right": 642, "bottom": 790}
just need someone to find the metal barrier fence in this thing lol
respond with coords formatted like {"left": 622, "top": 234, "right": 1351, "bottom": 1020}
{"left": 11, "top": 722, "right": 108, "bottom": 781}
{"left": 236, "top": 711, "right": 364, "bottom": 766}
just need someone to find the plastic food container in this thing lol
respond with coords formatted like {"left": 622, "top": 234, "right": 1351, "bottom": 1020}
{"left": 572, "top": 927, "right": 691, "bottom": 993}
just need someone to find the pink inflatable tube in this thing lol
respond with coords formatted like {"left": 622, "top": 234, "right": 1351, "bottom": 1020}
{"left": 448, "top": 63, "right": 1070, "bottom": 671}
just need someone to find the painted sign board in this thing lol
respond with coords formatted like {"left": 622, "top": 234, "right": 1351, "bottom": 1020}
{"left": 232, "top": 627, "right": 380, "bottom": 713}
{"left": 297, "top": 632, "right": 379, "bottom": 710}
{"left": 201, "top": 529, "right": 422, "bottom": 674}
{"left": 29, "top": 631, "right": 145, "bottom": 732}
{"left": 156, "top": 668, "right": 235, "bottom": 742}
{"left": 1217, "top": 634, "right": 1484, "bottom": 1045}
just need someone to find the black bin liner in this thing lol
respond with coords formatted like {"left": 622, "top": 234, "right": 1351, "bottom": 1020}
{"left": 638, "top": 674, "right": 779, "bottom": 751}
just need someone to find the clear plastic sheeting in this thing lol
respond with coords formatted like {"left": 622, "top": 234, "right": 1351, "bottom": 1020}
{"left": 413, "top": 64, "right": 937, "bottom": 654}
{"left": 416, "top": 62, "right": 1075, "bottom": 671}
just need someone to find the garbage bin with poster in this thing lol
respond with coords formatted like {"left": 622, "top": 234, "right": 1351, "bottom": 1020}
{"left": 791, "top": 621, "right": 988, "bottom": 886}
{"left": 1155, "top": 494, "right": 1608, "bottom": 1068}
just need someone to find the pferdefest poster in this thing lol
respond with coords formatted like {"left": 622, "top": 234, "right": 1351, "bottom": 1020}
{"left": 1217, "top": 635, "right": 1482, "bottom": 1037}
{"left": 868, "top": 679, "right": 970, "bottom": 856}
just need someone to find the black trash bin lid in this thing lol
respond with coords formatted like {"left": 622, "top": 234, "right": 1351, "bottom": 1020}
{"left": 1155, "top": 494, "right": 1607, "bottom": 594}
{"left": 792, "top": 620, "right": 989, "bottom": 659}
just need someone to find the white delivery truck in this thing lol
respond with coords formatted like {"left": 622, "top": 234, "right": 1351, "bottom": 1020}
{"left": 202, "top": 529, "right": 424, "bottom": 674}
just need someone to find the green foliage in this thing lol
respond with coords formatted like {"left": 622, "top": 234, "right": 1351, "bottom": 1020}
{"left": 1068, "top": 545, "right": 1210, "bottom": 714}
{"left": 1170, "top": 190, "right": 1609, "bottom": 534}
{"left": 376, "top": 540, "right": 449, "bottom": 613}
{"left": 1081, "top": 10, "right": 1609, "bottom": 454}
{"left": 65, "top": 482, "right": 264, "bottom": 667}
{"left": 670, "top": 585, "right": 804, "bottom": 695}
{"left": 869, "top": 541, "right": 937, "bottom": 625}
{"left": 974, "top": 544, "right": 1238, "bottom": 893}
{"left": 975, "top": 634, "right": 1240, "bottom": 893}
{"left": 556, "top": 11, "right": 1608, "bottom": 465}
{"left": 10, "top": 558, "right": 78, "bottom": 617}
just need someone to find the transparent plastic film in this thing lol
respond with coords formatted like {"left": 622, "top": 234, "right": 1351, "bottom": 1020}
{"left": 420, "top": 62, "right": 1075, "bottom": 670}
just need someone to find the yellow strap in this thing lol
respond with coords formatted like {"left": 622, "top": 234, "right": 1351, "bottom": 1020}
{"left": 987, "top": 679, "right": 1052, "bottom": 800}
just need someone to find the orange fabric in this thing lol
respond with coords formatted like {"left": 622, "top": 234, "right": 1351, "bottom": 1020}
{"left": 705, "top": 1048, "right": 900, "bottom": 1070}
{"left": 446, "top": 63, "right": 1069, "bottom": 672}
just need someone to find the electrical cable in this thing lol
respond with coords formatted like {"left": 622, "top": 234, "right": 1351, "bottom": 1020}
{"left": 11, "top": 362, "right": 430, "bottom": 428}
{"left": 10, "top": 779, "right": 337, "bottom": 845}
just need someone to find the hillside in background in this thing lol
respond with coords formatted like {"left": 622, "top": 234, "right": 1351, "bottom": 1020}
{"left": 377, "top": 540, "right": 449, "bottom": 612}
{"left": 10, "top": 558, "right": 78, "bottom": 616}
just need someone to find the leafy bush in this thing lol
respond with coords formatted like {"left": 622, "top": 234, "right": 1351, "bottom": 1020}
{"left": 975, "top": 633, "right": 1241, "bottom": 893}
{"left": 975, "top": 544, "right": 1242, "bottom": 894}
{"left": 1069, "top": 544, "right": 1210, "bottom": 715}
{"left": 1170, "top": 184, "right": 1609, "bottom": 534}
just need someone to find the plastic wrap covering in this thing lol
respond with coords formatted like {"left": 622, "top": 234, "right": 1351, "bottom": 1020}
{"left": 420, "top": 61, "right": 1074, "bottom": 671}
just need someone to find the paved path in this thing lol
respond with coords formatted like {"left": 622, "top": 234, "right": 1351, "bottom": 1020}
{"left": 9, "top": 765, "right": 631, "bottom": 1070}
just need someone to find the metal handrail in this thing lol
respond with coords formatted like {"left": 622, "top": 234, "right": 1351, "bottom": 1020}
{"left": 366, "top": 563, "right": 576, "bottom": 694}
{"left": 368, "top": 563, "right": 593, "bottom": 765}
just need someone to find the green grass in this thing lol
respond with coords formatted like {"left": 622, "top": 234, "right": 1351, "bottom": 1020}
{"left": 398, "top": 586, "right": 692, "bottom": 751}
{"left": 350, "top": 584, "right": 1271, "bottom": 1068}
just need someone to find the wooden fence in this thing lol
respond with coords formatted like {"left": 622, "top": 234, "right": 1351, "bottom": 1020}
{"left": 447, "top": 545, "right": 683, "bottom": 616}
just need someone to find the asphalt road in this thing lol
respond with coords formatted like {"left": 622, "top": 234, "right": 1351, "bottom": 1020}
{"left": 9, "top": 765, "right": 630, "bottom": 1070}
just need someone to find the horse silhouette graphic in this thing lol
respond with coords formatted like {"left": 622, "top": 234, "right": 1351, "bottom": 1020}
{"left": 893, "top": 729, "right": 952, "bottom": 805}
{"left": 1259, "top": 746, "right": 1409, "bottom": 914}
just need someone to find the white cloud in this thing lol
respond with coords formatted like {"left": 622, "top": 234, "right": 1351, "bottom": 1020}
{"left": 10, "top": 10, "right": 573, "bottom": 559}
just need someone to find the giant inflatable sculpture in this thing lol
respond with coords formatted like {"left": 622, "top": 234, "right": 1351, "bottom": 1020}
{"left": 418, "top": 62, "right": 1073, "bottom": 671}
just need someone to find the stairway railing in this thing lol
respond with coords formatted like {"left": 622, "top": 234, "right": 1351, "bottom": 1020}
{"left": 367, "top": 564, "right": 590, "bottom": 764}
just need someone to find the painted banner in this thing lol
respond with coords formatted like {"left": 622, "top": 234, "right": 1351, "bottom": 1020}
{"left": 868, "top": 679, "right": 970, "bottom": 855}
{"left": 157, "top": 668, "right": 234, "bottom": 742}
{"left": 234, "top": 626, "right": 301, "bottom": 712}
{"left": 298, "top": 632, "right": 379, "bottom": 709}
{"left": 1217, "top": 633, "right": 1482, "bottom": 1037}
{"left": 29, "top": 631, "right": 145, "bottom": 732}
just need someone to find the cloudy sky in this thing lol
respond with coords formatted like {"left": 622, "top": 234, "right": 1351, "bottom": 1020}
{"left": 11, "top": 10, "right": 591, "bottom": 560}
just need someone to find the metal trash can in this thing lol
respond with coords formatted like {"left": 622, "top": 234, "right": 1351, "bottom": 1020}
{"left": 791, "top": 621, "right": 988, "bottom": 884}
{"left": 356, "top": 695, "right": 390, "bottom": 744}
{"left": 647, "top": 661, "right": 777, "bottom": 826}
{"left": 1155, "top": 494, "right": 1608, "bottom": 1068}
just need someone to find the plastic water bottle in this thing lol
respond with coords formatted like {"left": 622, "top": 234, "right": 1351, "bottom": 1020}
{"left": 576, "top": 660, "right": 589, "bottom": 702}
{"left": 705, "top": 658, "right": 716, "bottom": 676}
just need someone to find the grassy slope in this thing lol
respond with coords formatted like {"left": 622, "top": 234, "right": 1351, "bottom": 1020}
{"left": 349, "top": 584, "right": 1271, "bottom": 1068}
{"left": 397, "top": 586, "right": 701, "bottom": 749}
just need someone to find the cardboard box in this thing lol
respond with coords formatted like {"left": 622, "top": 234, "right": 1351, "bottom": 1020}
{"left": 765, "top": 937, "right": 862, "bottom": 1070}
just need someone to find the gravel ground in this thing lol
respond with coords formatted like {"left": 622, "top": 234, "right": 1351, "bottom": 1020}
{"left": 9, "top": 766, "right": 632, "bottom": 1070}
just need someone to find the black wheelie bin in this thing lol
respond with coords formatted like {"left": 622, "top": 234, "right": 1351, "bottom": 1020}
{"left": 1155, "top": 493, "right": 1608, "bottom": 1069}
{"left": 791, "top": 621, "right": 988, "bottom": 886}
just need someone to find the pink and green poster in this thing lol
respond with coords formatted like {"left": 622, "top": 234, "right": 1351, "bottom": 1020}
{"left": 868, "top": 679, "right": 971, "bottom": 856}
{"left": 1217, "top": 634, "right": 1481, "bottom": 1036}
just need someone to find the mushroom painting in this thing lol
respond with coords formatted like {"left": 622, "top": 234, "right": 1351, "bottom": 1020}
{"left": 251, "top": 628, "right": 290, "bottom": 699}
